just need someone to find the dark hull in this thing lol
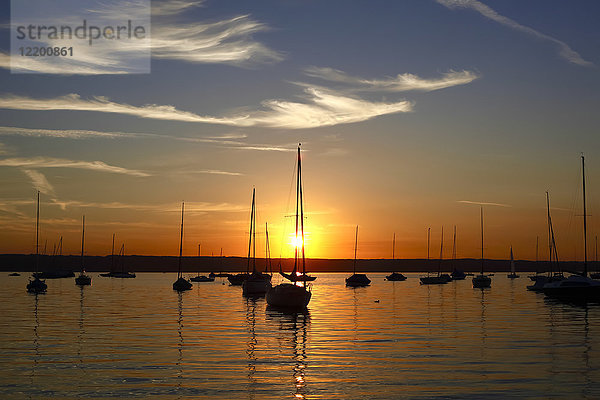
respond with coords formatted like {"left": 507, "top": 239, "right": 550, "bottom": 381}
{"left": 420, "top": 276, "right": 449, "bottom": 285}
{"left": 386, "top": 272, "right": 407, "bottom": 281}
{"left": 346, "top": 274, "right": 371, "bottom": 287}
{"left": 173, "top": 277, "right": 192, "bottom": 291}
{"left": 227, "top": 273, "right": 249, "bottom": 285}
{"left": 75, "top": 275, "right": 91, "bottom": 286}
{"left": 266, "top": 283, "right": 311, "bottom": 309}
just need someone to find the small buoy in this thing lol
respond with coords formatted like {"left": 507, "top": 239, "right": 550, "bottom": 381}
{"left": 374, "top": 300, "right": 380, "bottom": 303}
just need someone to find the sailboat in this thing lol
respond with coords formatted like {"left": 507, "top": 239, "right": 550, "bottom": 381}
{"left": 243, "top": 189, "right": 272, "bottom": 295}
{"left": 472, "top": 208, "right": 491, "bottom": 288}
{"left": 528, "top": 236, "right": 544, "bottom": 281}
{"left": 420, "top": 227, "right": 450, "bottom": 284}
{"left": 191, "top": 243, "right": 214, "bottom": 282}
{"left": 507, "top": 246, "right": 519, "bottom": 279}
{"left": 527, "top": 192, "right": 564, "bottom": 291}
{"left": 100, "top": 234, "right": 116, "bottom": 277}
{"left": 346, "top": 225, "right": 371, "bottom": 287}
{"left": 112, "top": 244, "right": 136, "bottom": 278}
{"left": 266, "top": 144, "right": 312, "bottom": 309}
{"left": 27, "top": 191, "right": 47, "bottom": 293}
{"left": 75, "top": 216, "right": 92, "bottom": 286}
{"left": 386, "top": 233, "right": 406, "bottom": 281}
{"left": 173, "top": 202, "right": 193, "bottom": 291}
{"left": 101, "top": 234, "right": 136, "bottom": 278}
{"left": 450, "top": 226, "right": 466, "bottom": 280}
{"left": 543, "top": 154, "right": 600, "bottom": 300}
{"left": 36, "top": 235, "right": 74, "bottom": 279}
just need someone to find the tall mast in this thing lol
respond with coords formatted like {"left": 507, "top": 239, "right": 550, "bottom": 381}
{"left": 80, "top": 215, "right": 85, "bottom": 273}
{"left": 535, "top": 235, "right": 539, "bottom": 263}
{"left": 392, "top": 233, "right": 395, "bottom": 261}
{"left": 427, "top": 227, "right": 430, "bottom": 261}
{"left": 546, "top": 191, "right": 553, "bottom": 274}
{"left": 111, "top": 233, "right": 115, "bottom": 272}
{"left": 480, "top": 207, "right": 484, "bottom": 275}
{"left": 452, "top": 225, "right": 457, "bottom": 269}
{"left": 120, "top": 243, "right": 125, "bottom": 273}
{"left": 299, "top": 145, "right": 306, "bottom": 277}
{"left": 178, "top": 202, "right": 184, "bottom": 279}
{"left": 247, "top": 188, "right": 255, "bottom": 274}
{"left": 266, "top": 222, "right": 271, "bottom": 274}
{"left": 35, "top": 191, "right": 39, "bottom": 274}
{"left": 438, "top": 226, "right": 443, "bottom": 276}
{"left": 253, "top": 189, "right": 257, "bottom": 273}
{"left": 293, "top": 146, "right": 300, "bottom": 275}
{"left": 353, "top": 225, "right": 359, "bottom": 275}
{"left": 582, "top": 154, "right": 588, "bottom": 277}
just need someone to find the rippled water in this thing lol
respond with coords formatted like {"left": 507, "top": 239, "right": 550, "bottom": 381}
{"left": 1, "top": 273, "right": 600, "bottom": 399}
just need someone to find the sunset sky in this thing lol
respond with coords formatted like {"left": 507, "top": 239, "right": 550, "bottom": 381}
{"left": 0, "top": 0, "right": 599, "bottom": 261}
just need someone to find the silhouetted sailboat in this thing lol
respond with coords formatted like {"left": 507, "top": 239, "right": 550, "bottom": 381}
{"left": 346, "top": 225, "right": 371, "bottom": 287}
{"left": 450, "top": 226, "right": 466, "bottom": 280}
{"left": 386, "top": 233, "right": 406, "bottom": 281}
{"left": 243, "top": 188, "right": 272, "bottom": 295}
{"left": 173, "top": 202, "right": 192, "bottom": 291}
{"left": 191, "top": 243, "right": 214, "bottom": 282}
{"left": 507, "top": 246, "right": 519, "bottom": 279}
{"left": 101, "top": 234, "right": 136, "bottom": 278}
{"left": 27, "top": 191, "right": 47, "bottom": 293}
{"left": 75, "top": 216, "right": 91, "bottom": 286}
{"left": 543, "top": 154, "right": 600, "bottom": 300}
{"left": 472, "top": 208, "right": 491, "bottom": 288}
{"left": 528, "top": 236, "right": 544, "bottom": 281}
{"left": 267, "top": 144, "right": 312, "bottom": 309}
{"left": 527, "top": 192, "right": 564, "bottom": 291}
{"left": 420, "top": 227, "right": 449, "bottom": 284}
{"left": 100, "top": 233, "right": 116, "bottom": 277}
{"left": 35, "top": 236, "right": 74, "bottom": 279}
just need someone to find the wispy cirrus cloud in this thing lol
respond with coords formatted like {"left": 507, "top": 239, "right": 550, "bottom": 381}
{"left": 0, "top": 157, "right": 150, "bottom": 177}
{"left": 436, "top": 0, "right": 593, "bottom": 67}
{"left": 21, "top": 169, "right": 56, "bottom": 196}
{"left": 152, "top": 15, "right": 283, "bottom": 66}
{"left": 48, "top": 199, "right": 245, "bottom": 213}
{"left": 304, "top": 67, "right": 479, "bottom": 92}
{"left": 3, "top": 0, "right": 281, "bottom": 74}
{"left": 0, "top": 89, "right": 413, "bottom": 129}
{"left": 457, "top": 200, "right": 511, "bottom": 208}
{"left": 0, "top": 126, "right": 297, "bottom": 152}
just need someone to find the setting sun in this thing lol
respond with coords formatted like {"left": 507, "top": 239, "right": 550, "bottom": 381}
{"left": 289, "top": 234, "right": 304, "bottom": 250}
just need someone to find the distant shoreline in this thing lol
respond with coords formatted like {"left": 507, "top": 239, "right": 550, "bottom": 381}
{"left": 0, "top": 254, "right": 594, "bottom": 274}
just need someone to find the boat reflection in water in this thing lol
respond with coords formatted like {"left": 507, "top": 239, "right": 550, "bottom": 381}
{"left": 176, "top": 292, "right": 185, "bottom": 396}
{"left": 265, "top": 306, "right": 311, "bottom": 399}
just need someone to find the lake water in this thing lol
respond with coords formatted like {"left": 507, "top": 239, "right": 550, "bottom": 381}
{"left": 1, "top": 272, "right": 599, "bottom": 399}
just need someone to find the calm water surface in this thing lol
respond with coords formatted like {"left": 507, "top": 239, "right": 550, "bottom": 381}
{"left": 1, "top": 273, "right": 599, "bottom": 399}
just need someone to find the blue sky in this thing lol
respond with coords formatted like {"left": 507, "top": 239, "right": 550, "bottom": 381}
{"left": 0, "top": 0, "right": 599, "bottom": 260}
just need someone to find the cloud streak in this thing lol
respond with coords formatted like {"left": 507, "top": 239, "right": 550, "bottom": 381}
{"left": 305, "top": 67, "right": 479, "bottom": 92}
{"left": 0, "top": 89, "right": 413, "bottom": 129}
{"left": 0, "top": 126, "right": 298, "bottom": 152}
{"left": 21, "top": 169, "right": 56, "bottom": 196}
{"left": 457, "top": 200, "right": 511, "bottom": 208}
{"left": 0, "top": 157, "right": 150, "bottom": 177}
{"left": 436, "top": 0, "right": 593, "bottom": 67}
{"left": 3, "top": 1, "right": 281, "bottom": 74}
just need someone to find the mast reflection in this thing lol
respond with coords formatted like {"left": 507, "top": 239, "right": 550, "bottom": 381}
{"left": 265, "top": 306, "right": 311, "bottom": 399}
{"left": 245, "top": 297, "right": 258, "bottom": 400}
{"left": 176, "top": 292, "right": 184, "bottom": 399}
